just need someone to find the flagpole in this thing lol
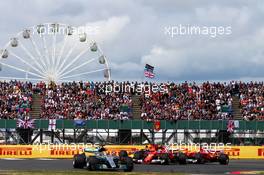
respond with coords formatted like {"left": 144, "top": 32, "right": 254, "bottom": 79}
{"left": 141, "top": 65, "right": 145, "bottom": 83}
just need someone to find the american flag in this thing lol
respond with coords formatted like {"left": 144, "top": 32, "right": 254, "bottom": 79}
{"left": 17, "top": 118, "right": 35, "bottom": 129}
{"left": 144, "top": 64, "right": 155, "bottom": 79}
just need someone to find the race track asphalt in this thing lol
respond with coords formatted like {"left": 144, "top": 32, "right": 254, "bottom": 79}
{"left": 0, "top": 159, "right": 263, "bottom": 174}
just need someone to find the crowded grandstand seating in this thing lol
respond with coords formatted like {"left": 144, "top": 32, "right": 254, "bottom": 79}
{"left": 39, "top": 81, "right": 133, "bottom": 120}
{"left": 238, "top": 82, "right": 264, "bottom": 121}
{"left": 1, "top": 80, "right": 264, "bottom": 121}
{"left": 0, "top": 81, "right": 33, "bottom": 119}
{"left": 140, "top": 81, "right": 233, "bottom": 120}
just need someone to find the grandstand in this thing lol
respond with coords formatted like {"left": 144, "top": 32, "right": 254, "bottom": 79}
{"left": 2, "top": 80, "right": 263, "bottom": 121}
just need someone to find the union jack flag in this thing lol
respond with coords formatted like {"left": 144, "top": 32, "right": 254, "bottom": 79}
{"left": 48, "top": 119, "right": 56, "bottom": 131}
{"left": 17, "top": 118, "right": 35, "bottom": 129}
{"left": 227, "top": 120, "right": 234, "bottom": 133}
{"left": 144, "top": 64, "right": 155, "bottom": 79}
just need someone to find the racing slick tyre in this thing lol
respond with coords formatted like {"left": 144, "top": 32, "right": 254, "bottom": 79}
{"left": 119, "top": 150, "right": 128, "bottom": 158}
{"left": 178, "top": 152, "right": 187, "bottom": 165}
{"left": 194, "top": 153, "right": 205, "bottom": 164}
{"left": 123, "top": 157, "right": 134, "bottom": 172}
{"left": 87, "top": 156, "right": 100, "bottom": 171}
{"left": 160, "top": 153, "right": 170, "bottom": 165}
{"left": 73, "top": 153, "right": 86, "bottom": 169}
{"left": 133, "top": 151, "right": 145, "bottom": 163}
{"left": 218, "top": 154, "right": 229, "bottom": 165}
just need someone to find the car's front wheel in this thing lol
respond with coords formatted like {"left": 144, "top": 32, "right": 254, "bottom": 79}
{"left": 219, "top": 154, "right": 229, "bottom": 165}
{"left": 87, "top": 156, "right": 99, "bottom": 171}
{"left": 178, "top": 152, "right": 187, "bottom": 165}
{"left": 73, "top": 154, "right": 86, "bottom": 169}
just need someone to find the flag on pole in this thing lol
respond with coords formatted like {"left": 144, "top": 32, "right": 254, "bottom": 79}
{"left": 154, "top": 120, "right": 161, "bottom": 131}
{"left": 227, "top": 120, "right": 234, "bottom": 133}
{"left": 234, "top": 120, "right": 239, "bottom": 128}
{"left": 144, "top": 64, "right": 155, "bottom": 79}
{"left": 74, "top": 119, "right": 86, "bottom": 128}
{"left": 48, "top": 119, "right": 56, "bottom": 131}
{"left": 17, "top": 118, "right": 35, "bottom": 129}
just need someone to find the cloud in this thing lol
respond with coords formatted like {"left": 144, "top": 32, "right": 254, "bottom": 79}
{"left": 140, "top": 33, "right": 264, "bottom": 81}
{"left": 110, "top": 61, "right": 142, "bottom": 80}
{"left": 0, "top": 0, "right": 264, "bottom": 82}
{"left": 62, "top": 15, "right": 130, "bottom": 48}
{"left": 84, "top": 16, "right": 130, "bottom": 42}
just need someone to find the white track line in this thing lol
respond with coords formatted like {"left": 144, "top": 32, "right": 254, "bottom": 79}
{"left": 0, "top": 158, "right": 26, "bottom": 160}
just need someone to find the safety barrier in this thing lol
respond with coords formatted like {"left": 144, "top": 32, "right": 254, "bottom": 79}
{"left": 0, "top": 145, "right": 145, "bottom": 158}
{"left": 1, "top": 119, "right": 264, "bottom": 130}
{"left": 0, "top": 145, "right": 263, "bottom": 159}
{"left": 224, "top": 146, "right": 264, "bottom": 159}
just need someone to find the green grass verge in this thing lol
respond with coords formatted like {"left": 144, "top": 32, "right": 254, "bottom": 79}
{"left": 0, "top": 170, "right": 186, "bottom": 175}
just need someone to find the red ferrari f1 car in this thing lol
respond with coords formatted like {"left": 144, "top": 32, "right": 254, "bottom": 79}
{"left": 133, "top": 144, "right": 187, "bottom": 165}
{"left": 185, "top": 148, "right": 229, "bottom": 165}
{"left": 133, "top": 144, "right": 229, "bottom": 165}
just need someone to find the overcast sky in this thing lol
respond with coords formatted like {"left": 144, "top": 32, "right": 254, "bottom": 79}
{"left": 0, "top": 0, "right": 264, "bottom": 82}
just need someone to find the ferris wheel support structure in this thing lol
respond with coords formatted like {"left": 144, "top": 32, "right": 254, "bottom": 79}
{"left": 0, "top": 23, "right": 111, "bottom": 82}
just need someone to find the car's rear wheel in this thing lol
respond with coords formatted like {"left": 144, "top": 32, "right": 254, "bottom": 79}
{"left": 73, "top": 154, "right": 86, "bottom": 168}
{"left": 160, "top": 154, "right": 170, "bottom": 165}
{"left": 85, "top": 157, "right": 90, "bottom": 170}
{"left": 119, "top": 150, "right": 128, "bottom": 158}
{"left": 133, "top": 151, "right": 145, "bottom": 163}
{"left": 219, "top": 154, "right": 229, "bottom": 165}
{"left": 124, "top": 157, "right": 134, "bottom": 172}
{"left": 133, "top": 151, "right": 145, "bottom": 159}
{"left": 178, "top": 152, "right": 187, "bottom": 165}
{"left": 195, "top": 153, "right": 205, "bottom": 164}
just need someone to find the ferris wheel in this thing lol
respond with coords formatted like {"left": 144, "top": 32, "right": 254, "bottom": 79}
{"left": 0, "top": 23, "right": 111, "bottom": 82}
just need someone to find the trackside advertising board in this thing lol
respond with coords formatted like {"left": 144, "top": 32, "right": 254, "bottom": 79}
{"left": 0, "top": 145, "right": 263, "bottom": 159}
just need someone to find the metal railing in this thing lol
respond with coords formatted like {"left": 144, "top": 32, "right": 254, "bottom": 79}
{"left": 1, "top": 119, "right": 264, "bottom": 130}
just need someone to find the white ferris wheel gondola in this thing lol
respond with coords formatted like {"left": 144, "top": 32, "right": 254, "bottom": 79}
{"left": 0, "top": 23, "right": 111, "bottom": 82}
{"left": 0, "top": 49, "right": 8, "bottom": 59}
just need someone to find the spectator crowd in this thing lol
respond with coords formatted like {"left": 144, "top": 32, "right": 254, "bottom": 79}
{"left": 140, "top": 81, "right": 233, "bottom": 121}
{"left": 238, "top": 82, "right": 264, "bottom": 121}
{"left": 0, "top": 80, "right": 264, "bottom": 121}
{"left": 40, "top": 81, "right": 133, "bottom": 120}
{"left": 0, "top": 81, "right": 33, "bottom": 119}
